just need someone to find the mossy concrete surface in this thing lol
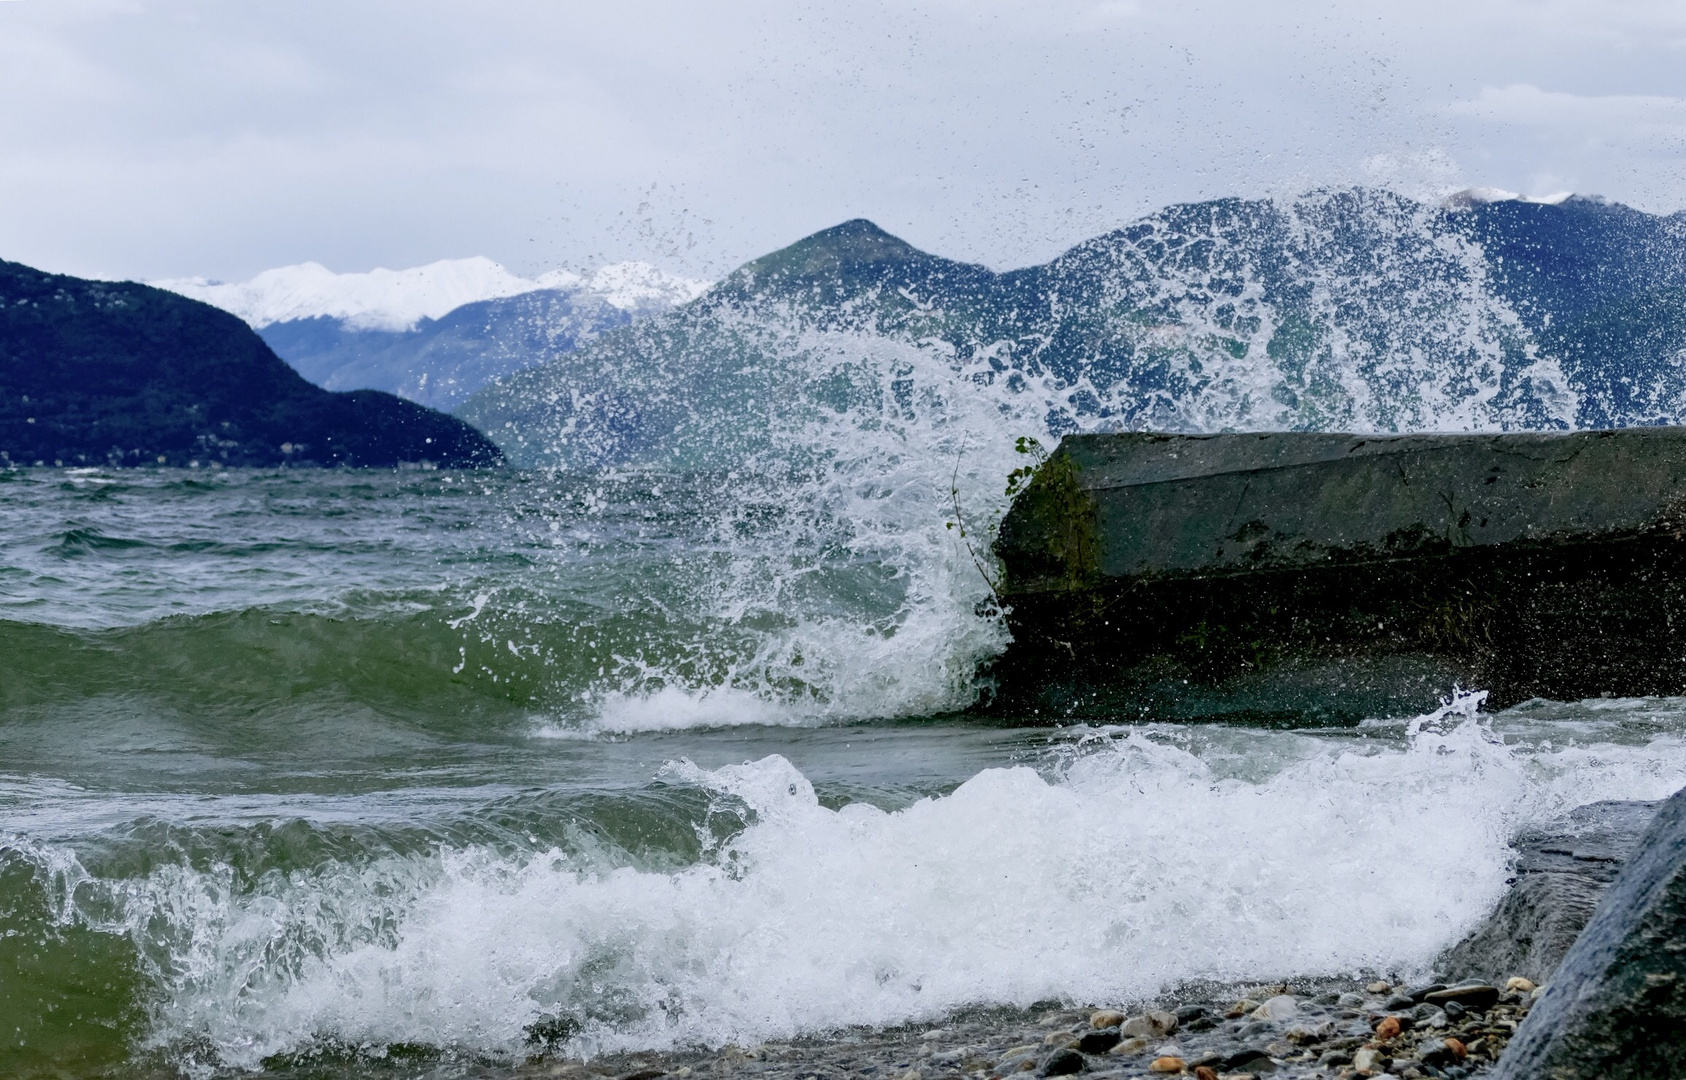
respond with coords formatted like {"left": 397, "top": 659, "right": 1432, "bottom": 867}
{"left": 990, "top": 429, "right": 1686, "bottom": 723}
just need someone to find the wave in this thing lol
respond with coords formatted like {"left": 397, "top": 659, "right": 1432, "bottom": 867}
{"left": 7, "top": 699, "right": 1686, "bottom": 1072}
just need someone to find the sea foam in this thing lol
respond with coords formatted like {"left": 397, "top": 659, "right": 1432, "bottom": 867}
{"left": 23, "top": 701, "right": 1686, "bottom": 1070}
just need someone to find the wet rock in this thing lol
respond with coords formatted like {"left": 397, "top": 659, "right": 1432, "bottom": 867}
{"left": 1172, "top": 1004, "right": 1208, "bottom": 1024}
{"left": 1284, "top": 1020, "right": 1332, "bottom": 1044}
{"left": 1400, "top": 984, "right": 1445, "bottom": 1004}
{"left": 1416, "top": 1037, "right": 1467, "bottom": 1067}
{"left": 1106, "top": 1036, "right": 1151, "bottom": 1057}
{"left": 1352, "top": 1047, "right": 1384, "bottom": 1076}
{"left": 1226, "top": 998, "right": 1262, "bottom": 1018}
{"left": 1120, "top": 1010, "right": 1178, "bottom": 1038}
{"left": 1043, "top": 1031, "right": 1080, "bottom": 1049}
{"left": 1504, "top": 976, "right": 1535, "bottom": 994}
{"left": 1039, "top": 1048, "right": 1085, "bottom": 1076}
{"left": 1366, "top": 982, "right": 1391, "bottom": 995}
{"left": 1493, "top": 785, "right": 1686, "bottom": 1079}
{"left": 1220, "top": 1049, "right": 1275, "bottom": 1072}
{"left": 1440, "top": 800, "right": 1658, "bottom": 984}
{"left": 1422, "top": 984, "right": 1498, "bottom": 1012}
{"left": 1089, "top": 1009, "right": 1126, "bottom": 1029}
{"left": 1147, "top": 1057, "right": 1185, "bottom": 1074}
{"left": 1374, "top": 1016, "right": 1402, "bottom": 1041}
{"left": 1383, "top": 994, "right": 1414, "bottom": 1011}
{"left": 1076, "top": 1029, "right": 1120, "bottom": 1055}
{"left": 1193, "top": 1068, "right": 1218, "bottom": 1080}
{"left": 1250, "top": 995, "right": 1297, "bottom": 1022}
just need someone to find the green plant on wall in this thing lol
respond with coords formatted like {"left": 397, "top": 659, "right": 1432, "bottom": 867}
{"left": 997, "top": 436, "right": 1098, "bottom": 593}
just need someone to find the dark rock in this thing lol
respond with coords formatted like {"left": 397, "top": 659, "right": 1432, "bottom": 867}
{"left": 1222, "top": 1049, "right": 1276, "bottom": 1071}
{"left": 1039, "top": 1047, "right": 1086, "bottom": 1076}
{"left": 1402, "top": 984, "right": 1446, "bottom": 1004}
{"left": 1076, "top": 1029, "right": 1120, "bottom": 1055}
{"left": 1173, "top": 1004, "right": 1209, "bottom": 1023}
{"left": 1386, "top": 994, "right": 1416, "bottom": 1010}
{"left": 1440, "top": 799, "right": 1659, "bottom": 983}
{"left": 991, "top": 430, "right": 1686, "bottom": 721}
{"left": 1492, "top": 784, "right": 1686, "bottom": 1079}
{"left": 1442, "top": 1001, "right": 1465, "bottom": 1020}
{"left": 1416, "top": 1038, "right": 1463, "bottom": 1067}
{"left": 1422, "top": 985, "right": 1498, "bottom": 1012}
{"left": 0, "top": 257, "right": 501, "bottom": 469}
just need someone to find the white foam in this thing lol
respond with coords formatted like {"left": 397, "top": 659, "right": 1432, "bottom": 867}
{"left": 34, "top": 710, "right": 1686, "bottom": 1069}
{"left": 583, "top": 685, "right": 786, "bottom": 733}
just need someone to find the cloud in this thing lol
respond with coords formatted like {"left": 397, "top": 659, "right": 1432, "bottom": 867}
{"left": 1449, "top": 83, "right": 1686, "bottom": 136}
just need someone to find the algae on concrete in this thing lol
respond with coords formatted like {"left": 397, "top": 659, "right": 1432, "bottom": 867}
{"left": 990, "top": 429, "right": 1686, "bottom": 723}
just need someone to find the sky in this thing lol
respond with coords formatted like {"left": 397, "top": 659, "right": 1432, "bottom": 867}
{"left": 2, "top": 0, "right": 1684, "bottom": 284}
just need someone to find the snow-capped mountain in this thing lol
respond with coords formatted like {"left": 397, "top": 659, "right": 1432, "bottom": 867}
{"left": 154, "top": 257, "right": 709, "bottom": 333}
{"left": 151, "top": 258, "right": 712, "bottom": 410}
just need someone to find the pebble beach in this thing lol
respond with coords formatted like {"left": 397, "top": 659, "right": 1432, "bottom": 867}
{"left": 514, "top": 976, "right": 1540, "bottom": 1080}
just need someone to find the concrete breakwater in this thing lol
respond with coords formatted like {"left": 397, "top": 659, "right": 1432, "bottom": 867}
{"left": 990, "top": 429, "right": 1686, "bottom": 724}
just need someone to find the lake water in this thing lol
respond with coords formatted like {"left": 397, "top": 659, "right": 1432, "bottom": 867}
{"left": 4, "top": 465, "right": 1685, "bottom": 1079}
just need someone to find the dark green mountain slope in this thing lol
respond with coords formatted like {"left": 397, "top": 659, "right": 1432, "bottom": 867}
{"left": 0, "top": 259, "right": 501, "bottom": 468}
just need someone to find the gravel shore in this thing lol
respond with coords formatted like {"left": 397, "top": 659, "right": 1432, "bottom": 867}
{"left": 513, "top": 976, "right": 1538, "bottom": 1080}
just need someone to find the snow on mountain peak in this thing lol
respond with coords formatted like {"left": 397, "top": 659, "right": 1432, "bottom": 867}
{"left": 153, "top": 257, "right": 711, "bottom": 332}
{"left": 583, "top": 261, "right": 712, "bottom": 311}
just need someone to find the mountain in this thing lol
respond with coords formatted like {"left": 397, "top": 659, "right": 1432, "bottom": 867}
{"left": 153, "top": 258, "right": 709, "bottom": 410}
{"left": 458, "top": 191, "right": 1686, "bottom": 469}
{"left": 0, "top": 258, "right": 502, "bottom": 468}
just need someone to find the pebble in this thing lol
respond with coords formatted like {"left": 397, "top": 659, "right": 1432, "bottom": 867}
{"left": 1505, "top": 976, "right": 1536, "bottom": 993}
{"left": 1148, "top": 1056, "right": 1186, "bottom": 1073}
{"left": 1374, "top": 1016, "right": 1402, "bottom": 1040}
{"left": 1090, "top": 1009, "right": 1127, "bottom": 1029}
{"left": 1402, "top": 983, "right": 1446, "bottom": 1003}
{"left": 1423, "top": 983, "right": 1499, "bottom": 1011}
{"left": 1227, "top": 998, "right": 1262, "bottom": 1018}
{"left": 1077, "top": 1029, "right": 1121, "bottom": 1054}
{"left": 1042, "top": 1030, "right": 1079, "bottom": 1049}
{"left": 1040, "top": 1048, "right": 1084, "bottom": 1076}
{"left": 1194, "top": 1068, "right": 1218, "bottom": 1080}
{"left": 1251, "top": 995, "right": 1298, "bottom": 1022}
{"left": 1366, "top": 981, "right": 1391, "bottom": 994}
{"left": 1108, "top": 1036, "right": 1152, "bottom": 1057}
{"left": 1352, "top": 1047, "right": 1383, "bottom": 1075}
{"left": 1121, "top": 1010, "right": 1179, "bottom": 1038}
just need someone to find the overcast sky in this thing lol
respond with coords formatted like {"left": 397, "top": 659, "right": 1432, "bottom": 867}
{"left": 3, "top": 0, "right": 1684, "bottom": 283}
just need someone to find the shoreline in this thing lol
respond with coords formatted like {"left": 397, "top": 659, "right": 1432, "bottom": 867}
{"left": 510, "top": 975, "right": 1534, "bottom": 1080}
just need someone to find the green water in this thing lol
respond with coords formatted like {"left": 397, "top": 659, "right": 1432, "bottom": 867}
{"left": 4, "top": 466, "right": 1686, "bottom": 1079}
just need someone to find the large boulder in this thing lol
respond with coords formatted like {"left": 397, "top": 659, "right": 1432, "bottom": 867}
{"left": 1492, "top": 785, "right": 1686, "bottom": 1079}
{"left": 1440, "top": 800, "right": 1659, "bottom": 985}
{"left": 991, "top": 430, "right": 1686, "bottom": 722}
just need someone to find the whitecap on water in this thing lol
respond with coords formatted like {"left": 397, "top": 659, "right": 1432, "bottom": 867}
{"left": 22, "top": 699, "right": 1683, "bottom": 1070}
